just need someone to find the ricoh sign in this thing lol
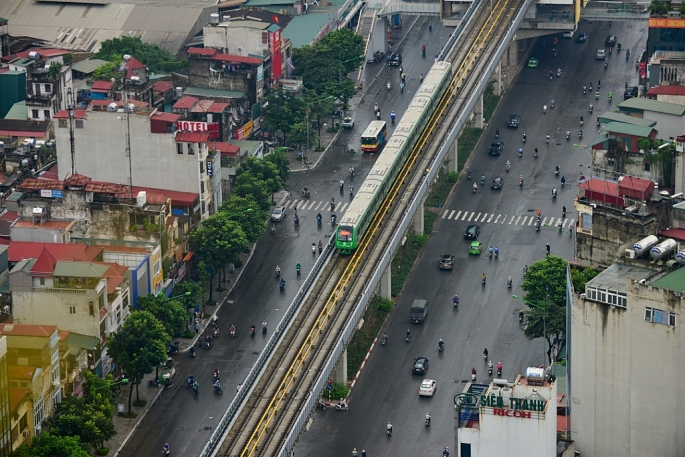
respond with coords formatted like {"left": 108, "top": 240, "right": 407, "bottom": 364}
{"left": 454, "top": 393, "right": 546, "bottom": 419}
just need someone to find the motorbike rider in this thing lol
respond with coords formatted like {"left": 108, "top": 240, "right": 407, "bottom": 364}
{"left": 494, "top": 246, "right": 499, "bottom": 257}
{"left": 339, "top": 398, "right": 348, "bottom": 409}
{"left": 552, "top": 187, "right": 557, "bottom": 198}
{"left": 279, "top": 278, "right": 286, "bottom": 290}
{"left": 399, "top": 81, "right": 405, "bottom": 92}
{"left": 473, "top": 182, "right": 478, "bottom": 192}
{"left": 406, "top": 329, "right": 412, "bottom": 339}
{"left": 250, "top": 324, "right": 256, "bottom": 335}
{"left": 471, "top": 367, "right": 477, "bottom": 377}
{"left": 561, "top": 176, "right": 566, "bottom": 186}
{"left": 426, "top": 412, "right": 431, "bottom": 425}
{"left": 519, "top": 175, "right": 524, "bottom": 185}
{"left": 566, "top": 130, "right": 570, "bottom": 139}
{"left": 422, "top": 44, "right": 426, "bottom": 56}
{"left": 230, "top": 324, "right": 236, "bottom": 336}
{"left": 316, "top": 213, "right": 322, "bottom": 225}
{"left": 262, "top": 321, "right": 267, "bottom": 332}
{"left": 420, "top": 73, "right": 424, "bottom": 82}
{"left": 497, "top": 361, "right": 503, "bottom": 374}
{"left": 506, "top": 160, "right": 511, "bottom": 170}
{"left": 523, "top": 132, "right": 527, "bottom": 142}
{"left": 563, "top": 205, "right": 567, "bottom": 217}
{"left": 534, "top": 147, "right": 539, "bottom": 157}
{"left": 483, "top": 348, "right": 489, "bottom": 358}
{"left": 495, "top": 128, "right": 500, "bottom": 138}
{"left": 518, "top": 147, "right": 523, "bottom": 157}
{"left": 190, "top": 346, "right": 196, "bottom": 357}
{"left": 443, "top": 447, "right": 450, "bottom": 457}
{"left": 452, "top": 295, "right": 460, "bottom": 306}
{"left": 546, "top": 134, "right": 550, "bottom": 143}
{"left": 349, "top": 166, "right": 355, "bottom": 177}
{"left": 318, "top": 240, "right": 323, "bottom": 252}
{"left": 214, "top": 379, "right": 221, "bottom": 391}
{"left": 213, "top": 369, "right": 220, "bottom": 381}
{"left": 438, "top": 339, "right": 444, "bottom": 350}
{"left": 275, "top": 265, "right": 281, "bottom": 276}
{"left": 482, "top": 273, "right": 487, "bottom": 284}
{"left": 387, "top": 422, "right": 393, "bottom": 434}
{"left": 390, "top": 110, "right": 396, "bottom": 122}
{"left": 555, "top": 165, "right": 560, "bottom": 175}
{"left": 187, "top": 374, "right": 194, "bottom": 388}
{"left": 488, "top": 360, "right": 494, "bottom": 372}
{"left": 163, "top": 443, "right": 170, "bottom": 455}
{"left": 382, "top": 332, "right": 388, "bottom": 343}
{"left": 349, "top": 185, "right": 354, "bottom": 196}
{"left": 488, "top": 246, "right": 493, "bottom": 257}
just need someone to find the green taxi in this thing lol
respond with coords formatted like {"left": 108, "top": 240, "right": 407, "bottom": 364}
{"left": 527, "top": 57, "right": 538, "bottom": 68}
{"left": 468, "top": 241, "right": 483, "bottom": 255}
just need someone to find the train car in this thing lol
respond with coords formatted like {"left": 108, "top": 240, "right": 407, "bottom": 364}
{"left": 336, "top": 61, "right": 452, "bottom": 253}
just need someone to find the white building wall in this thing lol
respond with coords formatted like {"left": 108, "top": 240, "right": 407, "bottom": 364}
{"left": 571, "top": 285, "right": 685, "bottom": 457}
{"left": 53, "top": 110, "right": 202, "bottom": 196}
{"left": 203, "top": 23, "right": 268, "bottom": 57}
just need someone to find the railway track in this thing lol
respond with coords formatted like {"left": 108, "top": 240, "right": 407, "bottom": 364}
{"left": 215, "top": 0, "right": 524, "bottom": 455}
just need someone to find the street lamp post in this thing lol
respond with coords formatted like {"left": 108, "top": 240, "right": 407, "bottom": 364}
{"left": 305, "top": 95, "right": 334, "bottom": 164}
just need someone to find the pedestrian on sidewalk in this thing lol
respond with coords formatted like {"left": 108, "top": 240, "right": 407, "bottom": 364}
{"left": 195, "top": 322, "right": 199, "bottom": 334}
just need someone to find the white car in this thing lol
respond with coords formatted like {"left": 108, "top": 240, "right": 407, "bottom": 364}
{"left": 562, "top": 31, "right": 574, "bottom": 39}
{"left": 271, "top": 206, "right": 287, "bottom": 222}
{"left": 419, "top": 379, "right": 437, "bottom": 397}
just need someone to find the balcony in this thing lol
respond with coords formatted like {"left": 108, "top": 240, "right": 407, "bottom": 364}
{"left": 25, "top": 94, "right": 53, "bottom": 107}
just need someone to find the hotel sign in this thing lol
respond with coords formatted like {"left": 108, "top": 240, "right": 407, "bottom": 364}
{"left": 454, "top": 393, "right": 546, "bottom": 418}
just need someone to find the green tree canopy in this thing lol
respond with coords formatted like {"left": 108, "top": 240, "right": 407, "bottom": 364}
{"left": 520, "top": 255, "right": 568, "bottom": 307}
{"left": 220, "top": 195, "right": 268, "bottom": 243}
{"left": 649, "top": 0, "right": 669, "bottom": 15}
{"left": 93, "top": 36, "right": 186, "bottom": 73}
{"left": 262, "top": 88, "right": 304, "bottom": 142}
{"left": 92, "top": 61, "right": 122, "bottom": 81}
{"left": 136, "top": 295, "right": 188, "bottom": 338}
{"left": 265, "top": 148, "right": 290, "bottom": 184}
{"left": 107, "top": 311, "right": 168, "bottom": 412}
{"left": 171, "top": 281, "right": 202, "bottom": 310}
{"left": 570, "top": 266, "right": 598, "bottom": 293}
{"left": 190, "top": 213, "right": 248, "bottom": 301}
{"left": 10, "top": 433, "right": 90, "bottom": 457}
{"left": 286, "top": 121, "right": 310, "bottom": 150}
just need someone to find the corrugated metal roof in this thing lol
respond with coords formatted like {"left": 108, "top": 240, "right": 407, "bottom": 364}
{"left": 4, "top": 101, "right": 27, "bottom": 120}
{"left": 650, "top": 267, "right": 685, "bottom": 292}
{"left": 603, "top": 122, "right": 654, "bottom": 137}
{"left": 183, "top": 86, "right": 245, "bottom": 99}
{"left": 0, "top": 0, "right": 215, "bottom": 55}
{"left": 70, "top": 58, "right": 109, "bottom": 74}
{"left": 618, "top": 97, "right": 685, "bottom": 116}
{"left": 598, "top": 111, "right": 657, "bottom": 128}
{"left": 53, "top": 261, "right": 110, "bottom": 278}
{"left": 282, "top": 14, "right": 333, "bottom": 47}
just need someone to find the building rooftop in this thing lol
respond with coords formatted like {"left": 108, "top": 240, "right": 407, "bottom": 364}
{"left": 598, "top": 111, "right": 657, "bottom": 128}
{"left": 603, "top": 122, "right": 655, "bottom": 138}
{"left": 586, "top": 262, "right": 655, "bottom": 294}
{"left": 0, "top": 323, "right": 57, "bottom": 338}
{"left": 9, "top": 388, "right": 30, "bottom": 412}
{"left": 4, "top": 101, "right": 27, "bottom": 120}
{"left": 175, "top": 131, "right": 210, "bottom": 143}
{"left": 13, "top": 219, "right": 74, "bottom": 230}
{"left": 282, "top": 14, "right": 334, "bottom": 47}
{"left": 152, "top": 81, "right": 174, "bottom": 94}
{"left": 8, "top": 242, "right": 102, "bottom": 264}
{"left": 53, "top": 261, "right": 110, "bottom": 278}
{"left": 647, "top": 85, "right": 685, "bottom": 97}
{"left": 182, "top": 86, "right": 246, "bottom": 99}
{"left": 70, "top": 59, "right": 110, "bottom": 75}
{"left": 173, "top": 96, "right": 199, "bottom": 110}
{"left": 650, "top": 266, "right": 685, "bottom": 292}
{"left": 618, "top": 97, "right": 685, "bottom": 116}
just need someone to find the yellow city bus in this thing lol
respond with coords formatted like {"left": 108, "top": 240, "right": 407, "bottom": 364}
{"left": 360, "top": 120, "right": 387, "bottom": 152}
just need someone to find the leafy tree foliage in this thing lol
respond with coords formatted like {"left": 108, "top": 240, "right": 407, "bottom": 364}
{"left": 136, "top": 295, "right": 188, "bottom": 338}
{"left": 190, "top": 213, "right": 248, "bottom": 302}
{"left": 171, "top": 281, "right": 202, "bottom": 310}
{"left": 92, "top": 61, "right": 122, "bottom": 81}
{"left": 10, "top": 433, "right": 90, "bottom": 457}
{"left": 286, "top": 121, "right": 310, "bottom": 150}
{"left": 93, "top": 36, "right": 186, "bottom": 73}
{"left": 520, "top": 255, "right": 568, "bottom": 307}
{"left": 262, "top": 88, "right": 304, "bottom": 143}
{"left": 648, "top": 0, "right": 669, "bottom": 15}
{"left": 523, "top": 301, "right": 566, "bottom": 364}
{"left": 236, "top": 157, "right": 282, "bottom": 195}
{"left": 220, "top": 195, "right": 268, "bottom": 243}
{"left": 232, "top": 173, "right": 270, "bottom": 211}
{"left": 48, "top": 372, "right": 116, "bottom": 450}
{"left": 48, "top": 61, "right": 62, "bottom": 80}
{"left": 570, "top": 266, "right": 598, "bottom": 293}
{"left": 107, "top": 312, "right": 168, "bottom": 412}
{"left": 265, "top": 148, "right": 290, "bottom": 184}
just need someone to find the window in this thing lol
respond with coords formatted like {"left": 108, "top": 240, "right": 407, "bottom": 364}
{"left": 644, "top": 162, "right": 651, "bottom": 171}
{"left": 585, "top": 287, "right": 627, "bottom": 308}
{"left": 44, "top": 84, "right": 51, "bottom": 93}
{"left": 262, "top": 32, "right": 268, "bottom": 44}
{"left": 50, "top": 367, "right": 58, "bottom": 384}
{"left": 200, "top": 161, "right": 204, "bottom": 174}
{"left": 188, "top": 144, "right": 194, "bottom": 155}
{"left": 116, "top": 306, "right": 121, "bottom": 324}
{"left": 89, "top": 301, "right": 95, "bottom": 316}
{"left": 58, "top": 119, "right": 67, "bottom": 128}
{"left": 75, "top": 120, "right": 84, "bottom": 129}
{"left": 39, "top": 278, "right": 45, "bottom": 285}
{"left": 68, "top": 305, "right": 76, "bottom": 315}
{"left": 32, "top": 109, "right": 39, "bottom": 119}
{"left": 98, "top": 292, "right": 105, "bottom": 310}
{"left": 44, "top": 110, "right": 50, "bottom": 120}
{"left": 154, "top": 260, "right": 161, "bottom": 276}
{"left": 33, "top": 396, "right": 44, "bottom": 428}
{"left": 200, "top": 181, "right": 205, "bottom": 194}
{"left": 645, "top": 307, "right": 676, "bottom": 326}
{"left": 177, "top": 143, "right": 183, "bottom": 154}
{"left": 19, "top": 413, "right": 27, "bottom": 432}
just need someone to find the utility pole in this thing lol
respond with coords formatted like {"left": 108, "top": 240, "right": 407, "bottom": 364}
{"left": 66, "top": 87, "right": 76, "bottom": 177}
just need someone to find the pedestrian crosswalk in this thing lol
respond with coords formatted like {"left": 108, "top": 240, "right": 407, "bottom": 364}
{"left": 440, "top": 209, "right": 574, "bottom": 229}
{"left": 282, "top": 199, "right": 575, "bottom": 230}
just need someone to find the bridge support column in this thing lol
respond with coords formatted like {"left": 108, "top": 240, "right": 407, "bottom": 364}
{"left": 379, "top": 264, "right": 392, "bottom": 299}
{"left": 506, "top": 38, "right": 519, "bottom": 66}
{"left": 414, "top": 202, "right": 424, "bottom": 234}
{"left": 333, "top": 349, "right": 348, "bottom": 386}
{"left": 493, "top": 60, "right": 502, "bottom": 96}
{"left": 474, "top": 94, "right": 484, "bottom": 129}
{"left": 447, "top": 137, "right": 458, "bottom": 173}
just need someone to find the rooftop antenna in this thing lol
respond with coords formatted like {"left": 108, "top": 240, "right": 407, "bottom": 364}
{"left": 67, "top": 87, "right": 76, "bottom": 177}
{"left": 117, "top": 77, "right": 134, "bottom": 199}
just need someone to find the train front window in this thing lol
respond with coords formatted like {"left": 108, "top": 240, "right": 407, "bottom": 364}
{"left": 337, "top": 226, "right": 353, "bottom": 242}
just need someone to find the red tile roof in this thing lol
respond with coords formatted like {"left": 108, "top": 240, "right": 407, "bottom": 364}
{"left": 31, "top": 248, "right": 57, "bottom": 274}
{"left": 91, "top": 80, "right": 114, "bottom": 91}
{"left": 17, "top": 178, "right": 64, "bottom": 191}
{"left": 617, "top": 175, "right": 654, "bottom": 200}
{"left": 188, "top": 47, "right": 217, "bottom": 57}
{"left": 173, "top": 96, "right": 199, "bottom": 110}
{"left": 213, "top": 142, "right": 240, "bottom": 155}
{"left": 85, "top": 182, "right": 128, "bottom": 194}
{"left": 8, "top": 242, "right": 103, "bottom": 263}
{"left": 1, "top": 323, "right": 57, "bottom": 338}
{"left": 10, "top": 388, "right": 30, "bottom": 411}
{"left": 657, "top": 227, "right": 685, "bottom": 242}
{"left": 0, "top": 130, "right": 47, "bottom": 138}
{"left": 175, "top": 131, "right": 209, "bottom": 143}
{"left": 124, "top": 56, "right": 145, "bottom": 70}
{"left": 151, "top": 111, "right": 180, "bottom": 123}
{"left": 153, "top": 81, "right": 173, "bottom": 94}
{"left": 64, "top": 173, "right": 91, "bottom": 187}
{"left": 102, "top": 263, "right": 127, "bottom": 293}
{"left": 647, "top": 85, "right": 685, "bottom": 97}
{"left": 211, "top": 53, "right": 262, "bottom": 65}
{"left": 207, "top": 102, "right": 230, "bottom": 113}
{"left": 1, "top": 212, "right": 18, "bottom": 223}
{"left": 53, "top": 109, "right": 87, "bottom": 120}
{"left": 130, "top": 186, "right": 198, "bottom": 206}
{"left": 16, "top": 48, "right": 70, "bottom": 59}
{"left": 192, "top": 99, "right": 215, "bottom": 113}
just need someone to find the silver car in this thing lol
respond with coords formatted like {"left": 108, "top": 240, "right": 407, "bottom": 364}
{"left": 271, "top": 206, "right": 286, "bottom": 222}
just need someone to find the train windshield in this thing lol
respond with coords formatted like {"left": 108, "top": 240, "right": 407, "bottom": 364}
{"left": 337, "top": 226, "right": 353, "bottom": 242}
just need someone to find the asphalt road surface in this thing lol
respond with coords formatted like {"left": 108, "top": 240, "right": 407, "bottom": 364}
{"left": 294, "top": 20, "right": 642, "bottom": 457}
{"left": 119, "top": 16, "right": 443, "bottom": 457}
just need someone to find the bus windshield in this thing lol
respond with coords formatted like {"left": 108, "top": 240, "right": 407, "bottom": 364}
{"left": 360, "top": 121, "right": 387, "bottom": 151}
{"left": 337, "top": 226, "right": 353, "bottom": 242}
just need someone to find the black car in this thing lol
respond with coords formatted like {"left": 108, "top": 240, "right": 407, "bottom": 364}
{"left": 605, "top": 35, "right": 617, "bottom": 47}
{"left": 439, "top": 254, "right": 455, "bottom": 270}
{"left": 488, "top": 141, "right": 504, "bottom": 156}
{"left": 388, "top": 53, "right": 402, "bottom": 66}
{"left": 464, "top": 225, "right": 480, "bottom": 239}
{"left": 490, "top": 177, "right": 504, "bottom": 190}
{"left": 624, "top": 86, "right": 639, "bottom": 100}
{"left": 412, "top": 357, "right": 429, "bottom": 375}
{"left": 575, "top": 33, "right": 588, "bottom": 43}
{"left": 507, "top": 114, "right": 520, "bottom": 128}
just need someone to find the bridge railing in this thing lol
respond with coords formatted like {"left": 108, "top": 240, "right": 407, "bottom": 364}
{"left": 200, "top": 241, "right": 335, "bottom": 457}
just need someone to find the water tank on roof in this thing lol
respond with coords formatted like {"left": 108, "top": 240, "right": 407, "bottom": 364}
{"left": 28, "top": 51, "right": 41, "bottom": 60}
{"left": 676, "top": 251, "right": 685, "bottom": 266}
{"left": 123, "top": 54, "right": 131, "bottom": 62}
{"left": 175, "top": 87, "right": 183, "bottom": 98}
{"left": 137, "top": 191, "right": 147, "bottom": 207}
{"left": 106, "top": 102, "right": 118, "bottom": 112}
{"left": 209, "top": 13, "right": 220, "bottom": 25}
{"left": 525, "top": 367, "right": 545, "bottom": 385}
{"left": 650, "top": 238, "right": 677, "bottom": 260}
{"left": 130, "top": 76, "right": 142, "bottom": 85}
{"left": 500, "top": 386, "right": 512, "bottom": 400}
{"left": 124, "top": 103, "right": 135, "bottom": 113}
{"left": 632, "top": 235, "right": 659, "bottom": 256}
{"left": 222, "top": 15, "right": 231, "bottom": 22}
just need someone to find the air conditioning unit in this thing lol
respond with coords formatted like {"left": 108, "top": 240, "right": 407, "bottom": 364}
{"left": 145, "top": 245, "right": 154, "bottom": 252}
{"left": 625, "top": 249, "right": 635, "bottom": 259}
{"left": 22, "top": 430, "right": 29, "bottom": 438}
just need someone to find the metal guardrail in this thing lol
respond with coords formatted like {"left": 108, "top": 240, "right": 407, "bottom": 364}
{"left": 200, "top": 242, "right": 335, "bottom": 457}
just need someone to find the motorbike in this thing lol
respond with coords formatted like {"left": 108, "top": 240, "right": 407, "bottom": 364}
{"left": 555, "top": 168, "right": 560, "bottom": 176}
{"left": 467, "top": 169, "right": 472, "bottom": 179}
{"left": 376, "top": 111, "right": 381, "bottom": 120}
{"left": 488, "top": 365, "right": 493, "bottom": 376}
{"left": 519, "top": 311, "right": 525, "bottom": 323}
{"left": 214, "top": 385, "right": 223, "bottom": 394}
{"left": 472, "top": 184, "right": 477, "bottom": 194}
{"left": 400, "top": 82, "right": 405, "bottom": 93}
{"left": 270, "top": 225, "right": 275, "bottom": 235}
{"left": 604, "top": 61, "right": 608, "bottom": 69}
{"left": 626, "top": 49, "right": 630, "bottom": 60}
{"left": 390, "top": 113, "right": 396, "bottom": 124}
{"left": 262, "top": 324, "right": 268, "bottom": 335}
{"left": 438, "top": 343, "right": 444, "bottom": 352}
{"left": 317, "top": 216, "right": 322, "bottom": 227}
{"left": 471, "top": 372, "right": 476, "bottom": 381}
{"left": 279, "top": 280, "right": 286, "bottom": 292}
{"left": 566, "top": 131, "right": 570, "bottom": 141}
{"left": 230, "top": 327, "right": 236, "bottom": 338}
{"left": 148, "top": 378, "right": 160, "bottom": 387}
{"left": 205, "top": 339, "right": 211, "bottom": 349}
{"left": 387, "top": 426, "right": 393, "bottom": 436}
{"left": 579, "top": 130, "right": 583, "bottom": 139}
{"left": 301, "top": 188, "right": 311, "bottom": 198}
{"left": 190, "top": 347, "right": 196, "bottom": 358}
{"left": 163, "top": 446, "right": 170, "bottom": 456}
{"left": 549, "top": 72, "right": 553, "bottom": 81}
{"left": 589, "top": 104, "right": 594, "bottom": 113}
{"left": 335, "top": 403, "right": 349, "bottom": 411}
{"left": 522, "top": 133, "right": 526, "bottom": 143}
{"left": 387, "top": 81, "right": 392, "bottom": 90}
{"left": 518, "top": 148, "right": 523, "bottom": 158}
{"left": 597, "top": 118, "right": 601, "bottom": 127}
{"left": 535, "top": 221, "right": 540, "bottom": 231}
{"left": 519, "top": 178, "right": 523, "bottom": 187}
{"left": 250, "top": 326, "right": 256, "bottom": 337}
{"left": 294, "top": 216, "right": 299, "bottom": 227}
{"left": 318, "top": 399, "right": 331, "bottom": 410}
{"left": 381, "top": 336, "right": 388, "bottom": 346}
{"left": 422, "top": 47, "right": 426, "bottom": 57}
{"left": 297, "top": 264, "right": 302, "bottom": 276}
{"left": 425, "top": 416, "right": 431, "bottom": 426}
{"left": 406, "top": 334, "right": 412, "bottom": 343}
{"left": 583, "top": 86, "right": 586, "bottom": 95}
{"left": 507, "top": 277, "right": 512, "bottom": 288}
{"left": 497, "top": 367, "right": 502, "bottom": 377}
{"left": 482, "top": 276, "right": 486, "bottom": 286}
{"left": 506, "top": 162, "right": 510, "bottom": 171}
{"left": 213, "top": 328, "right": 218, "bottom": 339}
{"left": 193, "top": 383, "right": 199, "bottom": 396}
{"left": 275, "top": 268, "right": 281, "bottom": 278}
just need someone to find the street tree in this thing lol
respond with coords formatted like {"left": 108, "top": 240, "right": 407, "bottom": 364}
{"left": 232, "top": 172, "right": 271, "bottom": 211}
{"left": 648, "top": 0, "right": 669, "bottom": 15}
{"left": 220, "top": 194, "right": 268, "bottom": 243}
{"left": 238, "top": 155, "right": 283, "bottom": 195}
{"left": 10, "top": 433, "right": 90, "bottom": 457}
{"left": 47, "top": 371, "right": 116, "bottom": 451}
{"left": 107, "top": 311, "right": 169, "bottom": 413}
{"left": 172, "top": 281, "right": 202, "bottom": 310}
{"left": 262, "top": 88, "right": 304, "bottom": 143}
{"left": 190, "top": 213, "right": 248, "bottom": 302}
{"left": 522, "top": 300, "right": 566, "bottom": 364}
{"left": 136, "top": 294, "right": 188, "bottom": 338}
{"left": 520, "top": 255, "right": 567, "bottom": 307}
{"left": 265, "top": 148, "right": 290, "bottom": 184}
{"left": 570, "top": 266, "right": 598, "bottom": 293}
{"left": 92, "top": 61, "right": 122, "bottom": 81}
{"left": 318, "top": 28, "right": 365, "bottom": 75}
{"left": 286, "top": 121, "right": 310, "bottom": 150}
